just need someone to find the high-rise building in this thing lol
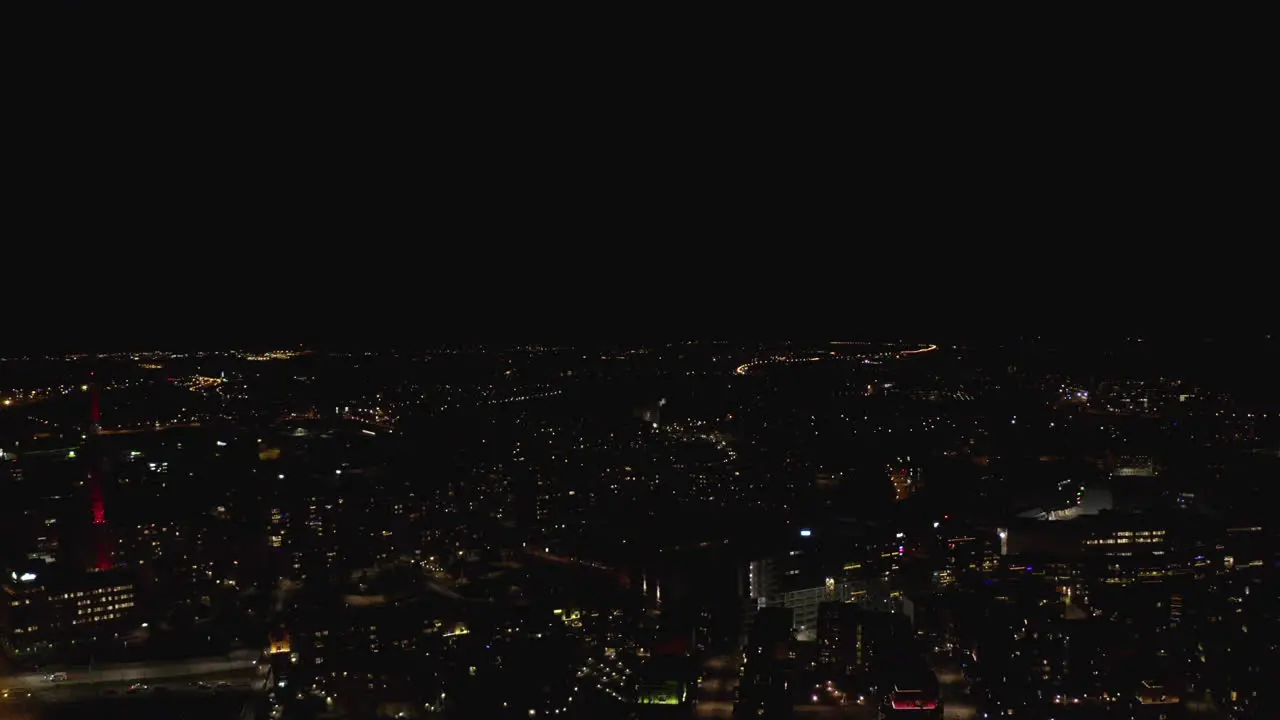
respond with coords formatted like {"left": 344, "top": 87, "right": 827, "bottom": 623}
{"left": 747, "top": 545, "right": 867, "bottom": 641}
{"left": 736, "top": 607, "right": 794, "bottom": 718}
{"left": 821, "top": 604, "right": 913, "bottom": 665}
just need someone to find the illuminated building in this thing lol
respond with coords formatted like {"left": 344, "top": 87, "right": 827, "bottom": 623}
{"left": 944, "top": 533, "right": 1000, "bottom": 574}
{"left": 889, "top": 466, "right": 919, "bottom": 502}
{"left": 1000, "top": 512, "right": 1191, "bottom": 589}
{"left": 747, "top": 553, "right": 866, "bottom": 640}
{"left": 1134, "top": 678, "right": 1180, "bottom": 707}
{"left": 0, "top": 450, "right": 19, "bottom": 484}
{"left": 268, "top": 629, "right": 292, "bottom": 655}
{"left": 1112, "top": 454, "right": 1156, "bottom": 477}
{"left": 880, "top": 672, "right": 942, "bottom": 717}
{"left": 1, "top": 564, "right": 136, "bottom": 657}
{"left": 635, "top": 680, "right": 687, "bottom": 708}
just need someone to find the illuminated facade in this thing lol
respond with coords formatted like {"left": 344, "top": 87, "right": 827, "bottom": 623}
{"left": 889, "top": 466, "right": 919, "bottom": 502}
{"left": 2, "top": 567, "right": 136, "bottom": 656}
{"left": 1112, "top": 454, "right": 1156, "bottom": 477}
{"left": 1081, "top": 528, "right": 1166, "bottom": 547}
{"left": 750, "top": 555, "right": 865, "bottom": 639}
{"left": 268, "top": 629, "right": 292, "bottom": 654}
{"left": 635, "top": 680, "right": 688, "bottom": 707}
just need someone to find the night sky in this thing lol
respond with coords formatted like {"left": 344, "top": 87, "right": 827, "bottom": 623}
{"left": 6, "top": 19, "right": 1268, "bottom": 354}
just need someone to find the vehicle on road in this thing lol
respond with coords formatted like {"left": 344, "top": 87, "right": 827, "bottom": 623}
{"left": 45, "top": 672, "right": 68, "bottom": 681}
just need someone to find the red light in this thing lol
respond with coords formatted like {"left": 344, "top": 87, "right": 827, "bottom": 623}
{"left": 891, "top": 699, "right": 937, "bottom": 710}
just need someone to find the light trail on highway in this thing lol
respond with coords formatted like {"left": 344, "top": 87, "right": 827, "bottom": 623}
{"left": 900, "top": 343, "right": 938, "bottom": 355}
{"left": 1, "top": 657, "right": 257, "bottom": 691}
{"left": 734, "top": 354, "right": 833, "bottom": 376}
{"left": 734, "top": 343, "right": 938, "bottom": 376}
{"left": 4, "top": 676, "right": 258, "bottom": 705}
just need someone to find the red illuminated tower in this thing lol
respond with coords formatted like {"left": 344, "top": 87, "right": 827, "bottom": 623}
{"left": 87, "top": 374, "right": 112, "bottom": 570}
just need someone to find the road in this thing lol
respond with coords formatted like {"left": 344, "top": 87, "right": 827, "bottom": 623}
{"left": 2, "top": 674, "right": 259, "bottom": 704}
{"left": 695, "top": 654, "right": 736, "bottom": 718}
{"left": 695, "top": 653, "right": 878, "bottom": 719}
{"left": 1, "top": 683, "right": 259, "bottom": 720}
{"left": 933, "top": 662, "right": 977, "bottom": 719}
{"left": 696, "top": 650, "right": 972, "bottom": 717}
{"left": 98, "top": 422, "right": 204, "bottom": 435}
{"left": 1, "top": 657, "right": 257, "bottom": 691}
{"left": 696, "top": 651, "right": 974, "bottom": 719}
{"left": 1186, "top": 692, "right": 1231, "bottom": 718}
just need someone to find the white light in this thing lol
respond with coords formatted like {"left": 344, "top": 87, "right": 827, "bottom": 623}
{"left": 19, "top": 572, "right": 36, "bottom": 582}
{"left": 933, "top": 522, "right": 940, "bottom": 529}
{"left": 799, "top": 529, "right": 812, "bottom": 537}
